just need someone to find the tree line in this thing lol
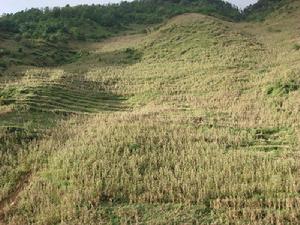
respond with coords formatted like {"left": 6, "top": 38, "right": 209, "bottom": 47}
{"left": 0, "top": 0, "right": 240, "bottom": 42}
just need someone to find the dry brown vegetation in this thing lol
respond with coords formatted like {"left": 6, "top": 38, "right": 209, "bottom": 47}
{"left": 1, "top": 2, "right": 300, "bottom": 224}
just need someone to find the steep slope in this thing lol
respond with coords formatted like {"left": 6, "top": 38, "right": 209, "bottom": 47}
{"left": 1, "top": 8, "right": 300, "bottom": 224}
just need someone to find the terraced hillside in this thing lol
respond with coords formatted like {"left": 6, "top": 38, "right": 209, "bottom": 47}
{"left": 1, "top": 69, "right": 126, "bottom": 114}
{"left": 1, "top": 0, "right": 300, "bottom": 224}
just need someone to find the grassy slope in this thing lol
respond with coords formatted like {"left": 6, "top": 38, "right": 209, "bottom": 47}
{"left": 1, "top": 2, "right": 300, "bottom": 224}
{"left": 0, "top": 34, "right": 81, "bottom": 74}
{"left": 243, "top": 0, "right": 295, "bottom": 21}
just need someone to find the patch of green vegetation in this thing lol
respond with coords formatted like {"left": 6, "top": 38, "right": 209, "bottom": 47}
{"left": 292, "top": 43, "right": 300, "bottom": 51}
{"left": 128, "top": 143, "right": 141, "bottom": 153}
{"left": 266, "top": 79, "right": 299, "bottom": 96}
{"left": 90, "top": 203, "right": 213, "bottom": 224}
{"left": 0, "top": 38, "right": 81, "bottom": 71}
{"left": 247, "top": 127, "right": 294, "bottom": 152}
{"left": 1, "top": 86, "right": 22, "bottom": 99}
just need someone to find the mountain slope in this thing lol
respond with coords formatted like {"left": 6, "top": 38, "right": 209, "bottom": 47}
{"left": 0, "top": 0, "right": 240, "bottom": 42}
{"left": 0, "top": 33, "right": 80, "bottom": 73}
{"left": 243, "top": 0, "right": 298, "bottom": 21}
{"left": 1, "top": 0, "right": 300, "bottom": 224}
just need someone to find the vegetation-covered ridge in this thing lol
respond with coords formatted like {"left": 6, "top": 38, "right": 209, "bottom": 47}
{"left": 243, "top": 0, "right": 298, "bottom": 21}
{"left": 0, "top": 0, "right": 240, "bottom": 42}
{"left": 0, "top": 0, "right": 293, "bottom": 72}
{"left": 0, "top": 0, "right": 295, "bottom": 45}
{"left": 0, "top": 0, "right": 295, "bottom": 43}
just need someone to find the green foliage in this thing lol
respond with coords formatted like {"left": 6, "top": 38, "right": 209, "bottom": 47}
{"left": 243, "top": 0, "right": 288, "bottom": 21}
{"left": 0, "top": 87, "right": 19, "bottom": 105}
{"left": 0, "top": 18, "right": 18, "bottom": 32}
{"left": 0, "top": 38, "right": 80, "bottom": 70}
{"left": 267, "top": 76, "right": 299, "bottom": 96}
{"left": 0, "top": 0, "right": 240, "bottom": 42}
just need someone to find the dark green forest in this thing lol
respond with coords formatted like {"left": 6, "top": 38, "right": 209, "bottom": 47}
{"left": 0, "top": 0, "right": 240, "bottom": 42}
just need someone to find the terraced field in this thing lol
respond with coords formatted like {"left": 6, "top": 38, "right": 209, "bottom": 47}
{"left": 0, "top": 69, "right": 127, "bottom": 122}
{"left": 1, "top": 83, "right": 126, "bottom": 114}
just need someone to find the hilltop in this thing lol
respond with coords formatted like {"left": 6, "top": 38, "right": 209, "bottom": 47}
{"left": 0, "top": 0, "right": 240, "bottom": 42}
{"left": 1, "top": 0, "right": 300, "bottom": 224}
{"left": 1, "top": 0, "right": 293, "bottom": 73}
{"left": 0, "top": 0, "right": 240, "bottom": 73}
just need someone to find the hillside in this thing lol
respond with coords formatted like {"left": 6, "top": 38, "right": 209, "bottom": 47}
{"left": 0, "top": 33, "right": 81, "bottom": 73}
{"left": 0, "top": 0, "right": 240, "bottom": 42}
{"left": 1, "top": 0, "right": 300, "bottom": 224}
{"left": 243, "top": 0, "right": 297, "bottom": 21}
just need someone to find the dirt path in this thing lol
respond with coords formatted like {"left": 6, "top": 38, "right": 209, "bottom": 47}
{"left": 0, "top": 172, "right": 32, "bottom": 225}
